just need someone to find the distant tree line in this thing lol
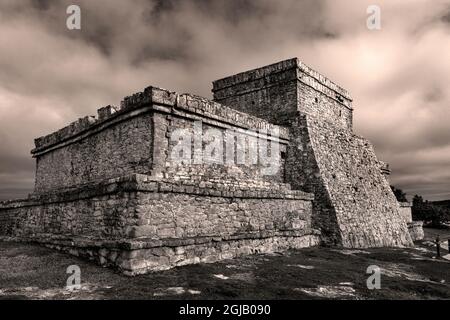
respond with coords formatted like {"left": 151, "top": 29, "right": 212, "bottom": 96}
{"left": 390, "top": 186, "right": 408, "bottom": 202}
{"left": 412, "top": 195, "right": 450, "bottom": 227}
{"left": 390, "top": 186, "right": 450, "bottom": 227}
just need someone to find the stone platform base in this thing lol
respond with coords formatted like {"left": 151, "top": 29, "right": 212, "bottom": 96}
{"left": 1, "top": 231, "right": 320, "bottom": 275}
{"left": 0, "top": 174, "right": 319, "bottom": 275}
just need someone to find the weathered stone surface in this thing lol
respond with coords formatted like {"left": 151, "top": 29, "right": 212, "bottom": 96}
{"left": 0, "top": 172, "right": 318, "bottom": 273}
{"left": 408, "top": 221, "right": 425, "bottom": 241}
{"left": 399, "top": 202, "right": 413, "bottom": 223}
{"left": 34, "top": 114, "right": 154, "bottom": 192}
{"left": 212, "top": 58, "right": 352, "bottom": 128}
{"left": 0, "top": 177, "right": 314, "bottom": 238}
{"left": 296, "top": 115, "right": 412, "bottom": 247}
{"left": 398, "top": 202, "right": 424, "bottom": 240}
{"left": 213, "top": 58, "right": 412, "bottom": 248}
{"left": 0, "top": 232, "right": 320, "bottom": 275}
{"left": 0, "top": 57, "right": 414, "bottom": 274}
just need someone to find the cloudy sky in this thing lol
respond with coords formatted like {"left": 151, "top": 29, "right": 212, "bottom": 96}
{"left": 0, "top": 0, "right": 449, "bottom": 201}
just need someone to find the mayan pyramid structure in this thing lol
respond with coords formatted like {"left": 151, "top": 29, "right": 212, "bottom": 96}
{"left": 0, "top": 58, "right": 413, "bottom": 275}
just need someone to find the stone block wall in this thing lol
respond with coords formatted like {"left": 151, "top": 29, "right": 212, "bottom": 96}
{"left": 284, "top": 116, "right": 342, "bottom": 244}
{"left": 286, "top": 115, "right": 412, "bottom": 247}
{"left": 1, "top": 175, "right": 314, "bottom": 241}
{"left": 134, "top": 193, "right": 312, "bottom": 240}
{"left": 296, "top": 71, "right": 352, "bottom": 130}
{"left": 33, "top": 113, "right": 154, "bottom": 193}
{"left": 398, "top": 202, "right": 424, "bottom": 241}
{"left": 0, "top": 176, "right": 140, "bottom": 239}
{"left": 212, "top": 59, "right": 299, "bottom": 125}
{"left": 163, "top": 116, "right": 286, "bottom": 184}
{"left": 0, "top": 174, "right": 319, "bottom": 274}
{"left": 32, "top": 86, "right": 289, "bottom": 194}
{"left": 151, "top": 90, "right": 290, "bottom": 186}
{"left": 399, "top": 202, "right": 413, "bottom": 223}
{"left": 212, "top": 58, "right": 353, "bottom": 130}
{"left": 0, "top": 193, "right": 137, "bottom": 240}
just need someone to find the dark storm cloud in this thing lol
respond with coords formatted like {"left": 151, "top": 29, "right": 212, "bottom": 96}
{"left": 441, "top": 8, "right": 450, "bottom": 23}
{"left": 0, "top": 0, "right": 449, "bottom": 200}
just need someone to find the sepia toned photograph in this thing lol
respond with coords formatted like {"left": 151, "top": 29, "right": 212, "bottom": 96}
{"left": 0, "top": 0, "right": 449, "bottom": 311}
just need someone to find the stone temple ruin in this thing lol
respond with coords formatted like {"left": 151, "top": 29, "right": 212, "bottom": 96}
{"left": 0, "top": 58, "right": 423, "bottom": 275}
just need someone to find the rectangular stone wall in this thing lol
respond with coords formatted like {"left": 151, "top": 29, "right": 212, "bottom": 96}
{"left": 133, "top": 193, "right": 312, "bottom": 239}
{"left": 0, "top": 184, "right": 312, "bottom": 242}
{"left": 212, "top": 59, "right": 299, "bottom": 125}
{"left": 296, "top": 78, "right": 352, "bottom": 130}
{"left": 30, "top": 86, "right": 290, "bottom": 194}
{"left": 212, "top": 58, "right": 353, "bottom": 130}
{"left": 34, "top": 114, "right": 154, "bottom": 193}
{"left": 41, "top": 232, "right": 321, "bottom": 275}
{"left": 0, "top": 192, "right": 138, "bottom": 239}
{"left": 162, "top": 115, "right": 286, "bottom": 185}
{"left": 152, "top": 91, "right": 290, "bottom": 185}
{"left": 0, "top": 174, "right": 319, "bottom": 274}
{"left": 399, "top": 202, "right": 413, "bottom": 223}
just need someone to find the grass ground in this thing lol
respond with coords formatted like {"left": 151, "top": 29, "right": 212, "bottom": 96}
{"left": 0, "top": 228, "right": 449, "bottom": 300}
